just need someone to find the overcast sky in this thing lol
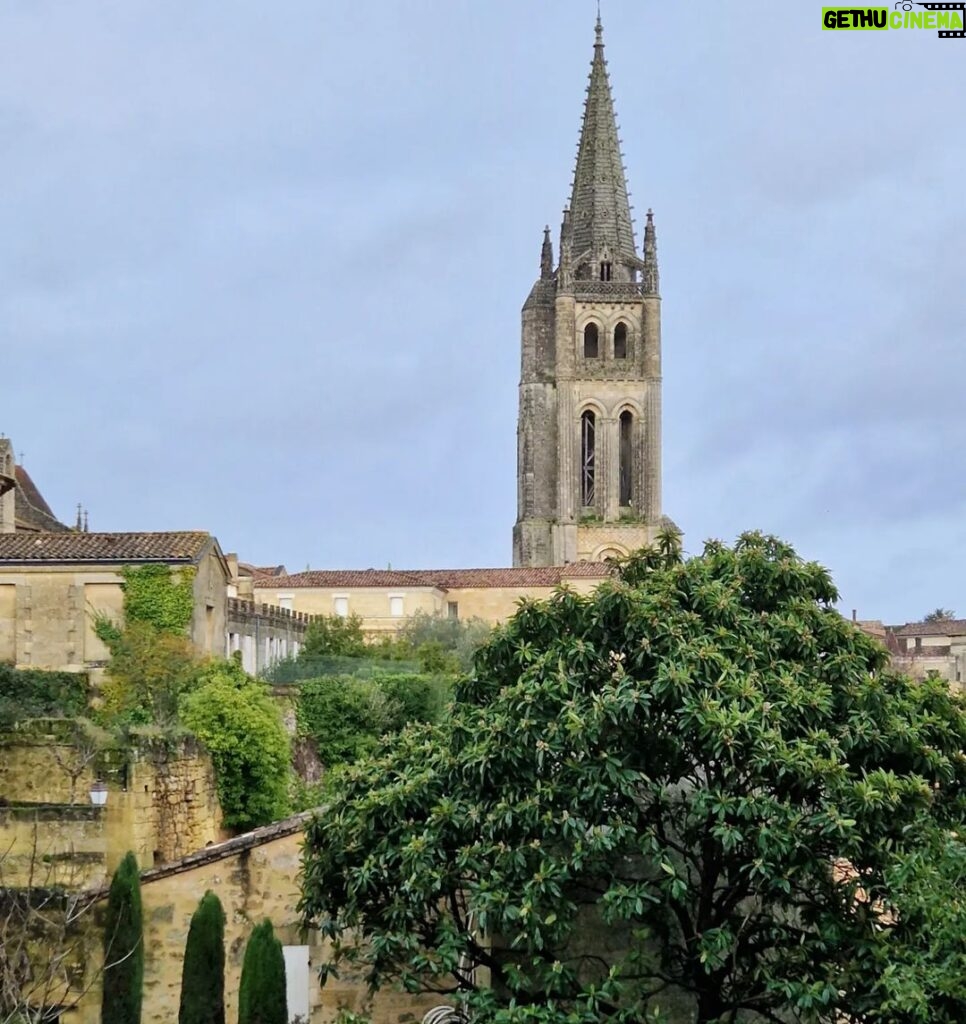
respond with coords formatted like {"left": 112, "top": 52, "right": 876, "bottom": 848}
{"left": 2, "top": 2, "right": 964, "bottom": 623}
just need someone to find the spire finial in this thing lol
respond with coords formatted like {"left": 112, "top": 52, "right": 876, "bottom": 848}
{"left": 595, "top": 2, "right": 603, "bottom": 45}
{"left": 643, "top": 209, "right": 659, "bottom": 296}
{"left": 75, "top": 503, "right": 82, "bottom": 530}
{"left": 540, "top": 225, "right": 554, "bottom": 280}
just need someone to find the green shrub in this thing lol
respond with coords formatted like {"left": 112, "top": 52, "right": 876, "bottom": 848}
{"left": 179, "top": 661, "right": 291, "bottom": 830}
{"left": 296, "top": 672, "right": 450, "bottom": 767}
{"left": 238, "top": 920, "right": 287, "bottom": 1024}
{"left": 0, "top": 665, "right": 89, "bottom": 726}
{"left": 267, "top": 653, "right": 419, "bottom": 684}
{"left": 101, "top": 852, "right": 143, "bottom": 1024}
{"left": 178, "top": 890, "right": 226, "bottom": 1024}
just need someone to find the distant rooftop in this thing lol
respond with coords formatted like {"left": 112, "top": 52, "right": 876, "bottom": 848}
{"left": 254, "top": 562, "right": 615, "bottom": 591}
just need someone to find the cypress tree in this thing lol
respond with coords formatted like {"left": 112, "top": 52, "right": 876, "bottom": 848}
{"left": 178, "top": 890, "right": 226, "bottom": 1024}
{"left": 237, "top": 919, "right": 287, "bottom": 1024}
{"left": 101, "top": 851, "right": 144, "bottom": 1024}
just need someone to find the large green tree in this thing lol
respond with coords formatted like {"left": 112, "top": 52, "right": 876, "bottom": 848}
{"left": 101, "top": 852, "right": 143, "bottom": 1024}
{"left": 300, "top": 533, "right": 966, "bottom": 1024}
{"left": 238, "top": 920, "right": 287, "bottom": 1024}
{"left": 178, "top": 891, "right": 226, "bottom": 1024}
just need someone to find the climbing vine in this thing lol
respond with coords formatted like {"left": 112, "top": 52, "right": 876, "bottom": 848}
{"left": 117, "top": 564, "right": 196, "bottom": 635}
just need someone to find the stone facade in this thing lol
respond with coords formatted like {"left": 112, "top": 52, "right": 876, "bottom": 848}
{"left": 226, "top": 596, "right": 310, "bottom": 675}
{"left": 513, "top": 20, "right": 672, "bottom": 567}
{"left": 253, "top": 563, "right": 613, "bottom": 636}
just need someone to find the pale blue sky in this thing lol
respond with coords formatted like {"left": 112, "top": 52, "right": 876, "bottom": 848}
{"left": 2, "top": 2, "right": 964, "bottom": 623}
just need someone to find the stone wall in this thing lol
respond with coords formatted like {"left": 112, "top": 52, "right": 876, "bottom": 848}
{"left": 0, "top": 728, "right": 223, "bottom": 885}
{"left": 64, "top": 817, "right": 441, "bottom": 1024}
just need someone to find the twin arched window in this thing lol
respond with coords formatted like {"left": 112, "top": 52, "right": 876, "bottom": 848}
{"left": 582, "top": 322, "right": 629, "bottom": 359}
{"left": 579, "top": 409, "right": 635, "bottom": 509}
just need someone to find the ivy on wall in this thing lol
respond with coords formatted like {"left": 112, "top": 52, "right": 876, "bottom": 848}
{"left": 119, "top": 564, "right": 196, "bottom": 635}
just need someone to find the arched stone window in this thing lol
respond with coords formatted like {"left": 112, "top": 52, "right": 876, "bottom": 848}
{"left": 580, "top": 411, "right": 596, "bottom": 506}
{"left": 583, "top": 323, "right": 599, "bottom": 359}
{"left": 619, "top": 410, "right": 634, "bottom": 506}
{"left": 614, "top": 322, "right": 628, "bottom": 359}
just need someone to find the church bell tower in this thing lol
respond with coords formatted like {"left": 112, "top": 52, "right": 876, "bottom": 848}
{"left": 513, "top": 17, "right": 668, "bottom": 567}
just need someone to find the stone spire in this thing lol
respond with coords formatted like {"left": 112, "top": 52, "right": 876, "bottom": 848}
{"left": 568, "top": 16, "right": 636, "bottom": 269}
{"left": 540, "top": 225, "right": 554, "bottom": 279}
{"left": 643, "top": 208, "right": 659, "bottom": 296}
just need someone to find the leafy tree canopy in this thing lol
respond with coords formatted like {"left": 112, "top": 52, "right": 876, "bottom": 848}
{"left": 300, "top": 532, "right": 966, "bottom": 1024}
{"left": 95, "top": 620, "right": 200, "bottom": 728}
{"left": 179, "top": 660, "right": 291, "bottom": 830}
{"left": 923, "top": 608, "right": 956, "bottom": 623}
{"left": 301, "top": 614, "right": 368, "bottom": 659}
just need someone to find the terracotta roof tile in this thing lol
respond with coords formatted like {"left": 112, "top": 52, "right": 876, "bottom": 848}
{"left": 0, "top": 531, "right": 212, "bottom": 564}
{"left": 894, "top": 619, "right": 966, "bottom": 638}
{"left": 255, "top": 562, "right": 615, "bottom": 591}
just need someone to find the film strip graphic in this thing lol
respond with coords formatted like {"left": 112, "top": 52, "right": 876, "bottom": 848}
{"left": 913, "top": 1, "right": 966, "bottom": 37}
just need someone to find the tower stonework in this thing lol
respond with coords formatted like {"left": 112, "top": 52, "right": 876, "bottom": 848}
{"left": 513, "top": 18, "right": 670, "bottom": 568}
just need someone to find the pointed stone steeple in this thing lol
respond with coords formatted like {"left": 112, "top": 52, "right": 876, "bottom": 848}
{"left": 568, "top": 16, "right": 636, "bottom": 275}
{"left": 540, "top": 226, "right": 554, "bottom": 279}
{"left": 643, "top": 208, "right": 659, "bottom": 296}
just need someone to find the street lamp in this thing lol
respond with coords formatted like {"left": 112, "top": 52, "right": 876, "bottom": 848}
{"left": 89, "top": 780, "right": 108, "bottom": 807}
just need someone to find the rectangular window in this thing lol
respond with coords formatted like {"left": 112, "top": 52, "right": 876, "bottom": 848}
{"left": 447, "top": 601, "right": 459, "bottom": 621}
{"left": 278, "top": 594, "right": 293, "bottom": 611}
{"left": 389, "top": 595, "right": 404, "bottom": 618}
{"left": 282, "top": 945, "right": 311, "bottom": 1023}
{"left": 333, "top": 596, "right": 349, "bottom": 617}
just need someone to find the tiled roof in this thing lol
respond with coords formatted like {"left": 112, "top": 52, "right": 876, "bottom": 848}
{"left": 237, "top": 563, "right": 288, "bottom": 579}
{"left": 0, "top": 531, "right": 212, "bottom": 564}
{"left": 894, "top": 619, "right": 966, "bottom": 638}
{"left": 253, "top": 564, "right": 288, "bottom": 578}
{"left": 13, "top": 465, "right": 68, "bottom": 533}
{"left": 255, "top": 562, "right": 615, "bottom": 592}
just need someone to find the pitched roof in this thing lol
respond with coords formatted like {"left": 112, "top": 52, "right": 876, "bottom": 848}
{"left": 13, "top": 465, "right": 69, "bottom": 533}
{"left": 568, "top": 18, "right": 637, "bottom": 265}
{"left": 255, "top": 562, "right": 615, "bottom": 592}
{"left": 0, "top": 531, "right": 212, "bottom": 564}
{"left": 893, "top": 619, "right": 966, "bottom": 638}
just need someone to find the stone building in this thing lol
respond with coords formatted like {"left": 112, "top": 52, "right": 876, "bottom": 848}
{"left": 0, "top": 531, "right": 309, "bottom": 675}
{"left": 0, "top": 531, "right": 230, "bottom": 670}
{"left": 856, "top": 616, "right": 966, "bottom": 691}
{"left": 513, "top": 18, "right": 673, "bottom": 567}
{"left": 253, "top": 563, "right": 613, "bottom": 636}
{"left": 0, "top": 436, "right": 70, "bottom": 534}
